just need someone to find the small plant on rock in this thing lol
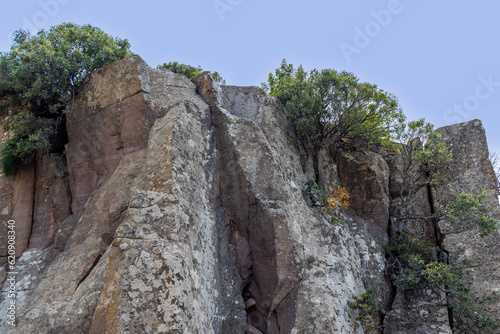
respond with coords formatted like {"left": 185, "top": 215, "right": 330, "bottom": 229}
{"left": 156, "top": 61, "right": 225, "bottom": 84}
{"left": 303, "top": 179, "right": 350, "bottom": 224}
{"left": 384, "top": 232, "right": 500, "bottom": 333}
{"left": 348, "top": 289, "right": 380, "bottom": 333}
{"left": 328, "top": 186, "right": 350, "bottom": 210}
{"left": 444, "top": 190, "right": 499, "bottom": 238}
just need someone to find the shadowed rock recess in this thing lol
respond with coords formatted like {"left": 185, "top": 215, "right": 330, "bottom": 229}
{"left": 0, "top": 56, "right": 498, "bottom": 333}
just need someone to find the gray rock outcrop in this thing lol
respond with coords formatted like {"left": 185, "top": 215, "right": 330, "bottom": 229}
{"left": 0, "top": 56, "right": 498, "bottom": 333}
{"left": 435, "top": 121, "right": 500, "bottom": 331}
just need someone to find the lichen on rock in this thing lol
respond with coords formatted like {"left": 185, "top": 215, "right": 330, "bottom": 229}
{"left": 0, "top": 56, "right": 498, "bottom": 333}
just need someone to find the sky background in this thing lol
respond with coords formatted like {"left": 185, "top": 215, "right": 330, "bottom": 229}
{"left": 1, "top": 0, "right": 500, "bottom": 154}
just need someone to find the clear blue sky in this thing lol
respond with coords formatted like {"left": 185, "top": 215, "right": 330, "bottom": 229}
{"left": 1, "top": 0, "right": 500, "bottom": 154}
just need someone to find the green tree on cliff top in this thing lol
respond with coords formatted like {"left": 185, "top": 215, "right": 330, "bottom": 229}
{"left": 157, "top": 61, "right": 226, "bottom": 84}
{"left": 262, "top": 59, "right": 404, "bottom": 183}
{"left": 0, "top": 23, "right": 132, "bottom": 176}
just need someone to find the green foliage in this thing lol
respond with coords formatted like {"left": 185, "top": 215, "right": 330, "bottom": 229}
{"left": 385, "top": 233, "right": 500, "bottom": 333}
{"left": 0, "top": 112, "right": 57, "bottom": 176}
{"left": 262, "top": 59, "right": 404, "bottom": 150}
{"left": 444, "top": 190, "right": 499, "bottom": 238}
{"left": 0, "top": 23, "right": 131, "bottom": 116}
{"left": 384, "top": 233, "right": 437, "bottom": 264}
{"left": 390, "top": 248, "right": 448, "bottom": 291}
{"left": 348, "top": 289, "right": 380, "bottom": 333}
{"left": 156, "top": 61, "right": 226, "bottom": 84}
{"left": 0, "top": 23, "right": 132, "bottom": 176}
{"left": 453, "top": 290, "right": 500, "bottom": 333}
{"left": 392, "top": 118, "right": 452, "bottom": 190}
{"left": 390, "top": 119, "right": 453, "bottom": 235}
{"left": 303, "top": 178, "right": 329, "bottom": 207}
{"left": 303, "top": 178, "right": 344, "bottom": 224}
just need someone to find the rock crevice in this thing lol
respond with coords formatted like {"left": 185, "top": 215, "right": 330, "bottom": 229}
{"left": 0, "top": 57, "right": 499, "bottom": 334}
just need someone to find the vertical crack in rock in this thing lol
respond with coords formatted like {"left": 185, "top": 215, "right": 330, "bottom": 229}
{"left": 434, "top": 120, "right": 500, "bottom": 332}
{"left": 426, "top": 180, "right": 440, "bottom": 247}
{"left": 382, "top": 214, "right": 397, "bottom": 332}
{"left": 26, "top": 161, "right": 37, "bottom": 250}
{"left": 8, "top": 57, "right": 497, "bottom": 333}
{"left": 426, "top": 177, "right": 454, "bottom": 330}
{"left": 384, "top": 149, "right": 453, "bottom": 333}
{"left": 76, "top": 252, "right": 103, "bottom": 290}
{"left": 194, "top": 73, "right": 299, "bottom": 333}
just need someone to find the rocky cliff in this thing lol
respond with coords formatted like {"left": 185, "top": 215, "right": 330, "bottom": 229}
{"left": 0, "top": 56, "right": 498, "bottom": 333}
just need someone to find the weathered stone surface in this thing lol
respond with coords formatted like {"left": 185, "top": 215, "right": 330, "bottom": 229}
{"left": 89, "top": 89, "right": 231, "bottom": 333}
{"left": 384, "top": 288, "right": 452, "bottom": 334}
{"left": 2, "top": 57, "right": 247, "bottom": 334}
{"left": 0, "top": 131, "right": 67, "bottom": 297}
{"left": 29, "top": 154, "right": 71, "bottom": 249}
{"left": 196, "top": 75, "right": 391, "bottom": 333}
{"left": 0, "top": 149, "right": 145, "bottom": 333}
{"left": 65, "top": 56, "right": 148, "bottom": 213}
{"left": 1, "top": 58, "right": 498, "bottom": 334}
{"left": 434, "top": 120, "right": 500, "bottom": 331}
{"left": 65, "top": 55, "right": 193, "bottom": 213}
{"left": 10, "top": 166, "right": 35, "bottom": 259}
{"left": 196, "top": 78, "right": 301, "bottom": 333}
{"left": 337, "top": 150, "right": 390, "bottom": 244}
{"left": 0, "top": 247, "right": 54, "bottom": 329}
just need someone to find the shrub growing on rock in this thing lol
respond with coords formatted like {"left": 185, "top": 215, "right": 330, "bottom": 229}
{"left": 262, "top": 59, "right": 404, "bottom": 151}
{"left": 303, "top": 178, "right": 349, "bottom": 224}
{"left": 386, "top": 119, "right": 499, "bottom": 332}
{"left": 348, "top": 289, "right": 380, "bottom": 333}
{"left": 0, "top": 23, "right": 132, "bottom": 176}
{"left": 385, "top": 230, "right": 500, "bottom": 333}
{"left": 262, "top": 59, "right": 404, "bottom": 184}
{"left": 390, "top": 118, "right": 453, "bottom": 232}
{"left": 157, "top": 61, "right": 225, "bottom": 84}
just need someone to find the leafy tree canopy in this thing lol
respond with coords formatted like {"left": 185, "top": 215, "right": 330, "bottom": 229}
{"left": 262, "top": 59, "right": 404, "bottom": 150}
{"left": 0, "top": 23, "right": 132, "bottom": 176}
{"left": 157, "top": 61, "right": 226, "bottom": 84}
{"left": 391, "top": 119, "right": 453, "bottom": 223}
{"left": 0, "top": 23, "right": 131, "bottom": 117}
{"left": 444, "top": 190, "right": 499, "bottom": 238}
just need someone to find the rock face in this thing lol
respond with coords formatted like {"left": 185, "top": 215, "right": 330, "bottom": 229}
{"left": 0, "top": 56, "right": 498, "bottom": 333}
{"left": 336, "top": 150, "right": 390, "bottom": 244}
{"left": 435, "top": 121, "right": 500, "bottom": 331}
{"left": 383, "top": 120, "right": 500, "bottom": 334}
